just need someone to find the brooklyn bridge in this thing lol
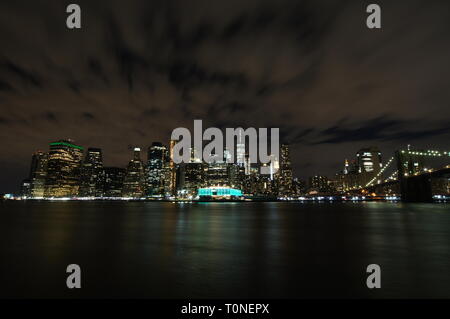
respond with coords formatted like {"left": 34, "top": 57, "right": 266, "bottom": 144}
{"left": 350, "top": 148, "right": 450, "bottom": 202}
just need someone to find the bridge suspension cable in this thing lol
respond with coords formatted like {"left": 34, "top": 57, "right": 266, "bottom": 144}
{"left": 384, "top": 170, "right": 398, "bottom": 182}
{"left": 366, "top": 156, "right": 395, "bottom": 187}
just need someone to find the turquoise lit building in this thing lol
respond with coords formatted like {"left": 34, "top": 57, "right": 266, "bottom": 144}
{"left": 198, "top": 187, "right": 243, "bottom": 198}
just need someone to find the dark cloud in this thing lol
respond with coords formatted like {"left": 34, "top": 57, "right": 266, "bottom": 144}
{"left": 82, "top": 112, "right": 95, "bottom": 120}
{"left": 1, "top": 59, "right": 42, "bottom": 88}
{"left": 315, "top": 116, "right": 450, "bottom": 144}
{"left": 0, "top": 0, "right": 450, "bottom": 192}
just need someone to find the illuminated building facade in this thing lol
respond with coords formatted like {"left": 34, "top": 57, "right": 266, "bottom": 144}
{"left": 198, "top": 186, "right": 243, "bottom": 199}
{"left": 103, "top": 167, "right": 126, "bottom": 197}
{"left": 44, "top": 140, "right": 83, "bottom": 198}
{"left": 183, "top": 162, "right": 206, "bottom": 196}
{"left": 278, "top": 144, "right": 293, "bottom": 196}
{"left": 168, "top": 139, "right": 177, "bottom": 196}
{"left": 206, "top": 153, "right": 229, "bottom": 187}
{"left": 79, "top": 148, "right": 104, "bottom": 197}
{"left": 29, "top": 150, "right": 48, "bottom": 198}
{"left": 236, "top": 130, "right": 245, "bottom": 167}
{"left": 146, "top": 142, "right": 167, "bottom": 196}
{"left": 20, "top": 179, "right": 31, "bottom": 197}
{"left": 122, "top": 147, "right": 145, "bottom": 198}
{"left": 309, "top": 175, "right": 329, "bottom": 193}
{"left": 356, "top": 147, "right": 382, "bottom": 186}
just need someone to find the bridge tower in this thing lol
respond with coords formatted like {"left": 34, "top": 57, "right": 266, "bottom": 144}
{"left": 395, "top": 150, "right": 432, "bottom": 202}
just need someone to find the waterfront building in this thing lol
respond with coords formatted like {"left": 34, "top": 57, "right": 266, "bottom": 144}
{"left": 122, "top": 147, "right": 145, "bottom": 198}
{"left": 20, "top": 179, "right": 32, "bottom": 197}
{"left": 198, "top": 186, "right": 243, "bottom": 199}
{"left": 183, "top": 162, "right": 206, "bottom": 197}
{"left": 44, "top": 140, "right": 83, "bottom": 198}
{"left": 206, "top": 153, "right": 229, "bottom": 187}
{"left": 309, "top": 175, "right": 329, "bottom": 193}
{"left": 103, "top": 167, "right": 126, "bottom": 197}
{"left": 146, "top": 142, "right": 167, "bottom": 197}
{"left": 278, "top": 144, "right": 293, "bottom": 196}
{"left": 28, "top": 151, "right": 48, "bottom": 198}
{"left": 79, "top": 148, "right": 104, "bottom": 197}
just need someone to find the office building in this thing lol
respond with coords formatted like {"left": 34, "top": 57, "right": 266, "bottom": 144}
{"left": 122, "top": 147, "right": 145, "bottom": 198}
{"left": 79, "top": 148, "right": 104, "bottom": 197}
{"left": 44, "top": 140, "right": 83, "bottom": 198}
{"left": 103, "top": 167, "right": 126, "bottom": 197}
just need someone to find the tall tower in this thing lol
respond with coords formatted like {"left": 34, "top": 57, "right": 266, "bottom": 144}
{"left": 79, "top": 148, "right": 104, "bottom": 197}
{"left": 278, "top": 144, "right": 293, "bottom": 196}
{"left": 29, "top": 150, "right": 48, "bottom": 198}
{"left": 236, "top": 130, "right": 245, "bottom": 167}
{"left": 122, "top": 147, "right": 145, "bottom": 198}
{"left": 356, "top": 147, "right": 382, "bottom": 186}
{"left": 168, "top": 139, "right": 177, "bottom": 196}
{"left": 146, "top": 142, "right": 167, "bottom": 197}
{"left": 44, "top": 140, "right": 84, "bottom": 198}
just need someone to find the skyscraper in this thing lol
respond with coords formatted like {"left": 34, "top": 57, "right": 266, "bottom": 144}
{"left": 103, "top": 167, "right": 126, "bottom": 197}
{"left": 44, "top": 140, "right": 83, "bottom": 198}
{"left": 356, "top": 147, "right": 382, "bottom": 186}
{"left": 356, "top": 147, "right": 382, "bottom": 174}
{"left": 79, "top": 148, "right": 104, "bottom": 197}
{"left": 146, "top": 142, "right": 167, "bottom": 197}
{"left": 29, "top": 150, "right": 48, "bottom": 198}
{"left": 278, "top": 144, "right": 293, "bottom": 196}
{"left": 168, "top": 139, "right": 177, "bottom": 196}
{"left": 122, "top": 147, "right": 145, "bottom": 198}
{"left": 236, "top": 130, "right": 245, "bottom": 167}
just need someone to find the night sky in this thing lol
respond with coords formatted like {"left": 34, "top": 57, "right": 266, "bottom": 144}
{"left": 1, "top": 0, "right": 450, "bottom": 193}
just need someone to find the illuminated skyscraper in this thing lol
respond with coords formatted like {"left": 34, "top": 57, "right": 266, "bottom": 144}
{"left": 278, "top": 144, "right": 293, "bottom": 196}
{"left": 44, "top": 140, "right": 84, "bottom": 198}
{"left": 28, "top": 150, "right": 48, "bottom": 198}
{"left": 168, "top": 139, "right": 177, "bottom": 196}
{"left": 356, "top": 147, "right": 382, "bottom": 186}
{"left": 146, "top": 142, "right": 167, "bottom": 196}
{"left": 236, "top": 130, "right": 245, "bottom": 167}
{"left": 79, "top": 148, "right": 104, "bottom": 197}
{"left": 122, "top": 147, "right": 145, "bottom": 198}
{"left": 357, "top": 147, "right": 382, "bottom": 174}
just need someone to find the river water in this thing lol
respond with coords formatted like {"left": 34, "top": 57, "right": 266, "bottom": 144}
{"left": 1, "top": 201, "right": 449, "bottom": 298}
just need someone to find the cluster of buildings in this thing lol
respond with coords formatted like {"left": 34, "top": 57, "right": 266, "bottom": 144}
{"left": 19, "top": 141, "right": 449, "bottom": 200}
{"left": 20, "top": 139, "right": 299, "bottom": 200}
{"left": 306, "top": 146, "right": 449, "bottom": 196}
{"left": 299, "top": 147, "right": 384, "bottom": 195}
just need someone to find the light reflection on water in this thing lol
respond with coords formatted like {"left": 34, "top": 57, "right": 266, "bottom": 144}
{"left": 0, "top": 201, "right": 449, "bottom": 298}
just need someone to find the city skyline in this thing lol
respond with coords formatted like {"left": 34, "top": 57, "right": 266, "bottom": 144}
{"left": 12, "top": 136, "right": 450, "bottom": 200}
{"left": 1, "top": 0, "right": 450, "bottom": 193}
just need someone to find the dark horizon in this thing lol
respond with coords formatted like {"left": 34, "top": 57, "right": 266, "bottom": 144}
{"left": 1, "top": 0, "right": 450, "bottom": 193}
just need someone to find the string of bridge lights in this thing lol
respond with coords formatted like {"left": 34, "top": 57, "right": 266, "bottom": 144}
{"left": 402, "top": 150, "right": 450, "bottom": 157}
{"left": 365, "top": 156, "right": 395, "bottom": 187}
{"left": 385, "top": 170, "right": 398, "bottom": 182}
{"left": 365, "top": 150, "right": 450, "bottom": 188}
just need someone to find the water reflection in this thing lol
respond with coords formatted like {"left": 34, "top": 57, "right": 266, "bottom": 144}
{"left": 0, "top": 201, "right": 449, "bottom": 298}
